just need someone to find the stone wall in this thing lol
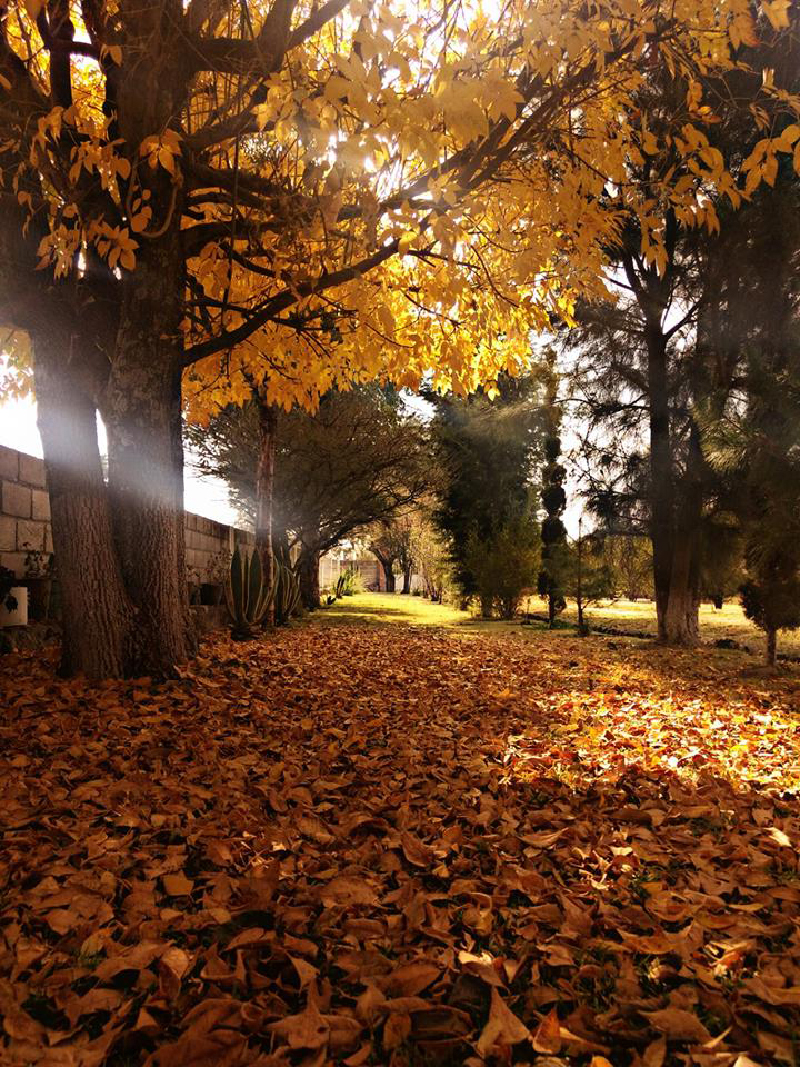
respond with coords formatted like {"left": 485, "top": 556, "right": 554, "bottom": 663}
{"left": 0, "top": 443, "right": 251, "bottom": 581}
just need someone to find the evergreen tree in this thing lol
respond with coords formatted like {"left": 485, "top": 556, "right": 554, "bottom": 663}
{"left": 427, "top": 374, "right": 544, "bottom": 617}
{"left": 537, "top": 356, "right": 569, "bottom": 626}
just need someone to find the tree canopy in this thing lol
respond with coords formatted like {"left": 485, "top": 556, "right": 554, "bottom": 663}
{"left": 3, "top": 0, "right": 800, "bottom": 676}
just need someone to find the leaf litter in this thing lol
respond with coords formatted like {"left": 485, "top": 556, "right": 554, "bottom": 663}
{"left": 1, "top": 626, "right": 800, "bottom": 1066}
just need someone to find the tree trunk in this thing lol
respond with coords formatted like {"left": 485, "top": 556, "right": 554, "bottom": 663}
{"left": 401, "top": 565, "right": 412, "bottom": 594}
{"left": 662, "top": 423, "right": 703, "bottom": 646}
{"left": 107, "top": 239, "right": 194, "bottom": 676}
{"left": 646, "top": 326, "right": 674, "bottom": 643}
{"left": 480, "top": 593, "right": 493, "bottom": 618}
{"left": 170, "top": 364, "right": 199, "bottom": 659}
{"left": 255, "top": 399, "right": 277, "bottom": 618}
{"left": 33, "top": 334, "right": 132, "bottom": 679}
{"left": 298, "top": 547, "right": 320, "bottom": 610}
{"left": 766, "top": 627, "right": 777, "bottom": 667}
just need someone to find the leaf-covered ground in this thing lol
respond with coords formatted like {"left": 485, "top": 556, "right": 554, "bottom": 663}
{"left": 2, "top": 621, "right": 800, "bottom": 1067}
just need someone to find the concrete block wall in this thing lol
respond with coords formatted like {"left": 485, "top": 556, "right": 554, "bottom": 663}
{"left": 184, "top": 513, "right": 253, "bottom": 584}
{"left": 319, "top": 553, "right": 384, "bottom": 592}
{"left": 0, "top": 445, "right": 51, "bottom": 577}
{"left": 0, "top": 443, "right": 251, "bottom": 581}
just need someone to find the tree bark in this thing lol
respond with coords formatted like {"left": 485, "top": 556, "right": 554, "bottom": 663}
{"left": 33, "top": 333, "right": 132, "bottom": 679}
{"left": 298, "top": 547, "right": 320, "bottom": 609}
{"left": 645, "top": 325, "right": 675, "bottom": 643}
{"left": 383, "top": 563, "right": 396, "bottom": 592}
{"left": 767, "top": 627, "right": 777, "bottom": 667}
{"left": 107, "top": 238, "right": 195, "bottom": 676}
{"left": 255, "top": 398, "right": 277, "bottom": 614}
{"left": 401, "top": 565, "right": 412, "bottom": 594}
{"left": 662, "top": 422, "right": 703, "bottom": 646}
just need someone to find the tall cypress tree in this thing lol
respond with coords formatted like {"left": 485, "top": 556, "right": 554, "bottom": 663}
{"left": 537, "top": 355, "right": 569, "bottom": 626}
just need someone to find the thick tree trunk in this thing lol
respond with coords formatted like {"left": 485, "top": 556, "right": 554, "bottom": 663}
{"left": 33, "top": 334, "right": 132, "bottom": 679}
{"left": 298, "top": 548, "right": 320, "bottom": 610}
{"left": 767, "top": 627, "right": 777, "bottom": 667}
{"left": 480, "top": 593, "right": 493, "bottom": 618}
{"left": 107, "top": 240, "right": 194, "bottom": 676}
{"left": 255, "top": 399, "right": 277, "bottom": 615}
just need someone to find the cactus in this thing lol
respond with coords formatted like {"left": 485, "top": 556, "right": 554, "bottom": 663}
{"left": 225, "top": 546, "right": 275, "bottom": 639}
{"left": 274, "top": 560, "right": 301, "bottom": 626}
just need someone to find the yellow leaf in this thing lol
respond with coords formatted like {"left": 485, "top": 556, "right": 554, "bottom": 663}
{"left": 130, "top": 209, "right": 152, "bottom": 233}
{"left": 761, "top": 0, "right": 791, "bottom": 29}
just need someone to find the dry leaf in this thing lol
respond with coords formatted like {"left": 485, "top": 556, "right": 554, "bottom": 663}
{"left": 477, "top": 988, "right": 531, "bottom": 1055}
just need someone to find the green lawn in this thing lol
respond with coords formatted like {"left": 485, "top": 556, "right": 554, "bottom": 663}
{"left": 315, "top": 591, "right": 799, "bottom": 658}
{"left": 312, "top": 591, "right": 470, "bottom": 628}
{"left": 545, "top": 596, "right": 800, "bottom": 657}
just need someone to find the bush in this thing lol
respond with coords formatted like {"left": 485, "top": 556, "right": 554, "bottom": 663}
{"left": 466, "top": 517, "right": 540, "bottom": 619}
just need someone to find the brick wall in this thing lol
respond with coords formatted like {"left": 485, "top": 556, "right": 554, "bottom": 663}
{"left": 0, "top": 443, "right": 251, "bottom": 581}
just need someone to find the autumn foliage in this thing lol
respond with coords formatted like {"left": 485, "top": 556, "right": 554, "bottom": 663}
{"left": 2, "top": 622, "right": 800, "bottom": 1065}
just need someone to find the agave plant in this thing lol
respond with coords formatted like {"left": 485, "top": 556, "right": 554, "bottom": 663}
{"left": 274, "top": 560, "right": 302, "bottom": 626}
{"left": 225, "top": 546, "right": 275, "bottom": 639}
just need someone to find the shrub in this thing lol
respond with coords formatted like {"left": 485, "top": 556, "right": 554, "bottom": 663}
{"left": 336, "top": 568, "right": 363, "bottom": 597}
{"left": 466, "top": 517, "right": 540, "bottom": 619}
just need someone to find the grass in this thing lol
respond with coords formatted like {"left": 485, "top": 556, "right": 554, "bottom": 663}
{"left": 315, "top": 591, "right": 798, "bottom": 658}
{"left": 546, "top": 596, "right": 800, "bottom": 657}
{"left": 313, "top": 591, "right": 470, "bottom": 628}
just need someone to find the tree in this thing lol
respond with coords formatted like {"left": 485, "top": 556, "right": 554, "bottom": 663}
{"left": 187, "top": 386, "right": 430, "bottom": 608}
{"left": 537, "top": 354, "right": 568, "bottom": 626}
{"left": 700, "top": 173, "right": 800, "bottom": 664}
{"left": 599, "top": 536, "right": 653, "bottom": 601}
{"left": 429, "top": 373, "right": 544, "bottom": 616}
{"left": 3, "top": 0, "right": 798, "bottom": 674}
{"left": 704, "top": 332, "right": 800, "bottom": 667}
{"left": 408, "top": 510, "right": 451, "bottom": 602}
{"left": 466, "top": 516, "right": 540, "bottom": 619}
{"left": 369, "top": 525, "right": 400, "bottom": 594}
{"left": 370, "top": 512, "right": 415, "bottom": 594}
{"left": 565, "top": 21, "right": 800, "bottom": 646}
{"left": 569, "top": 519, "right": 614, "bottom": 635}
{"left": 699, "top": 515, "right": 742, "bottom": 609}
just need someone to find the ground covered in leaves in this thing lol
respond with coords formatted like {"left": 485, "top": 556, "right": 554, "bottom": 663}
{"left": 2, "top": 621, "right": 800, "bottom": 1067}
